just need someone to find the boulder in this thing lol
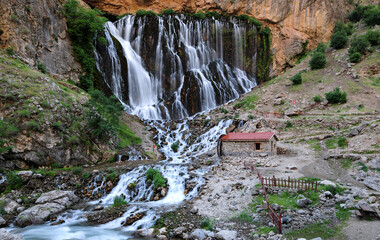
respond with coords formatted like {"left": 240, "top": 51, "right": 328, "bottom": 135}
{"left": 190, "top": 229, "right": 213, "bottom": 240}
{"left": 368, "top": 158, "right": 380, "bottom": 170}
{"left": 174, "top": 226, "right": 187, "bottom": 236}
{"left": 2, "top": 199, "right": 20, "bottom": 214}
{"left": 15, "top": 203, "right": 66, "bottom": 227}
{"left": 35, "top": 190, "right": 79, "bottom": 207}
{"left": 0, "top": 229, "right": 24, "bottom": 240}
{"left": 296, "top": 198, "right": 312, "bottom": 208}
{"left": 320, "top": 180, "right": 336, "bottom": 188}
{"left": 352, "top": 187, "right": 369, "bottom": 198}
{"left": 0, "top": 216, "right": 6, "bottom": 226}
{"left": 17, "top": 171, "right": 33, "bottom": 182}
{"left": 215, "top": 230, "right": 238, "bottom": 240}
{"left": 363, "top": 177, "right": 380, "bottom": 192}
{"left": 284, "top": 108, "right": 302, "bottom": 117}
{"left": 135, "top": 228, "right": 154, "bottom": 237}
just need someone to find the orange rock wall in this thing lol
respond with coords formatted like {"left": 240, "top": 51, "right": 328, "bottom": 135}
{"left": 84, "top": 0, "right": 352, "bottom": 74}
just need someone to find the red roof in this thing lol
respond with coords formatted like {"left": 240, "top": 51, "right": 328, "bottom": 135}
{"left": 221, "top": 132, "right": 277, "bottom": 141}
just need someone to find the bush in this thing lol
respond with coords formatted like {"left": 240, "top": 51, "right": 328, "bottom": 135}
{"left": 348, "top": 5, "right": 372, "bottom": 22}
{"left": 349, "top": 52, "right": 361, "bottom": 63}
{"left": 171, "top": 141, "right": 180, "bottom": 152}
{"left": 162, "top": 9, "right": 176, "bottom": 15}
{"left": 5, "top": 171, "right": 23, "bottom": 192}
{"left": 6, "top": 47, "right": 15, "bottom": 56}
{"left": 64, "top": 0, "right": 107, "bottom": 91}
{"left": 221, "top": 108, "right": 228, "bottom": 114}
{"left": 333, "top": 21, "right": 353, "bottom": 36}
{"left": 200, "top": 218, "right": 213, "bottom": 231}
{"left": 192, "top": 10, "right": 206, "bottom": 20}
{"left": 18, "top": 109, "right": 31, "bottom": 118}
{"left": 349, "top": 35, "right": 369, "bottom": 55}
{"left": 136, "top": 10, "right": 157, "bottom": 17}
{"left": 106, "top": 172, "right": 117, "bottom": 182}
{"left": 72, "top": 166, "right": 83, "bottom": 175}
{"left": 325, "top": 88, "right": 347, "bottom": 104}
{"left": 146, "top": 168, "right": 166, "bottom": 189}
{"left": 309, "top": 52, "right": 326, "bottom": 70}
{"left": 285, "top": 121, "right": 293, "bottom": 128}
{"left": 338, "top": 137, "right": 347, "bottom": 148}
{"left": 51, "top": 162, "right": 61, "bottom": 169}
{"left": 68, "top": 136, "right": 80, "bottom": 145}
{"left": 330, "top": 31, "right": 348, "bottom": 49}
{"left": 363, "top": 5, "right": 380, "bottom": 27}
{"left": 248, "top": 115, "right": 254, "bottom": 119}
{"left": 25, "top": 121, "right": 41, "bottom": 132}
{"left": 313, "top": 95, "right": 322, "bottom": 103}
{"left": 82, "top": 171, "right": 90, "bottom": 181}
{"left": 113, "top": 195, "right": 127, "bottom": 207}
{"left": 205, "top": 11, "right": 221, "bottom": 19}
{"left": 315, "top": 43, "right": 327, "bottom": 53}
{"left": 365, "top": 29, "right": 380, "bottom": 46}
{"left": 52, "top": 121, "right": 63, "bottom": 130}
{"left": 290, "top": 73, "right": 302, "bottom": 85}
{"left": 36, "top": 61, "right": 47, "bottom": 73}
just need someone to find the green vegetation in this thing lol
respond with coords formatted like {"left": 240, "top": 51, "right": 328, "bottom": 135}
{"left": 235, "top": 211, "right": 253, "bottom": 223}
{"left": 146, "top": 168, "right": 166, "bottom": 189}
{"left": 221, "top": 107, "right": 229, "bottom": 114}
{"left": 248, "top": 115, "right": 254, "bottom": 119}
{"left": 325, "top": 88, "right": 347, "bottom": 104}
{"left": 348, "top": 4, "right": 380, "bottom": 27}
{"left": 106, "top": 171, "right": 118, "bottom": 182}
{"left": 309, "top": 52, "right": 326, "bottom": 70}
{"left": 192, "top": 11, "right": 206, "bottom": 20}
{"left": 36, "top": 61, "right": 47, "bottom": 74}
{"left": 82, "top": 172, "right": 90, "bottom": 181}
{"left": 290, "top": 73, "right": 302, "bottom": 85}
{"left": 313, "top": 94, "right": 322, "bottom": 103}
{"left": 285, "top": 120, "right": 293, "bottom": 128}
{"left": 6, "top": 47, "right": 15, "bottom": 56}
{"left": 285, "top": 222, "right": 336, "bottom": 239}
{"left": 112, "top": 195, "right": 128, "bottom": 207}
{"left": 330, "top": 21, "right": 353, "bottom": 50}
{"left": 348, "top": 35, "right": 369, "bottom": 61}
{"left": 314, "top": 42, "right": 327, "bottom": 53}
{"left": 161, "top": 9, "right": 176, "bottom": 15}
{"left": 349, "top": 52, "right": 361, "bottom": 63}
{"left": 171, "top": 141, "right": 180, "bottom": 152}
{"left": 307, "top": 139, "right": 322, "bottom": 151}
{"left": 233, "top": 95, "right": 259, "bottom": 110}
{"left": 84, "top": 89, "right": 141, "bottom": 147}
{"left": 64, "top": 0, "right": 107, "bottom": 91}
{"left": 5, "top": 171, "right": 23, "bottom": 193}
{"left": 365, "top": 29, "right": 380, "bottom": 46}
{"left": 357, "top": 162, "right": 368, "bottom": 172}
{"left": 200, "top": 218, "right": 213, "bottom": 231}
{"left": 253, "top": 226, "right": 277, "bottom": 236}
{"left": 52, "top": 121, "right": 63, "bottom": 131}
{"left": 18, "top": 109, "right": 31, "bottom": 118}
{"left": 325, "top": 138, "right": 337, "bottom": 149}
{"left": 337, "top": 137, "right": 347, "bottom": 148}
{"left": 25, "top": 120, "right": 41, "bottom": 132}
{"left": 340, "top": 158, "right": 352, "bottom": 169}
{"left": 72, "top": 166, "right": 83, "bottom": 175}
{"left": 136, "top": 10, "right": 157, "bottom": 17}
{"left": 68, "top": 135, "right": 80, "bottom": 145}
{"left": 0, "top": 120, "right": 18, "bottom": 153}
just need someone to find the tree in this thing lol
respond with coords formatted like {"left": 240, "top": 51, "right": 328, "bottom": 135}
{"left": 290, "top": 73, "right": 302, "bottom": 85}
{"left": 330, "top": 31, "right": 348, "bottom": 49}
{"left": 348, "top": 35, "right": 369, "bottom": 55}
{"left": 325, "top": 88, "right": 347, "bottom": 104}
{"left": 309, "top": 52, "right": 327, "bottom": 70}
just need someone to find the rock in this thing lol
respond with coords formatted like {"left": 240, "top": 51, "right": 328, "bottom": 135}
{"left": 311, "top": 238, "right": 323, "bottom": 240}
{"left": 320, "top": 180, "right": 336, "bottom": 188}
{"left": 94, "top": 205, "right": 104, "bottom": 211}
{"left": 368, "top": 196, "right": 376, "bottom": 204}
{"left": 0, "top": 216, "right": 6, "bottom": 226}
{"left": 352, "top": 187, "right": 369, "bottom": 198}
{"left": 356, "top": 200, "right": 371, "bottom": 210}
{"left": 16, "top": 206, "right": 25, "bottom": 212}
{"left": 284, "top": 108, "right": 302, "bottom": 117}
{"left": 296, "top": 198, "right": 312, "bottom": 208}
{"left": 190, "top": 206, "right": 199, "bottom": 214}
{"left": 0, "top": 229, "right": 24, "bottom": 240}
{"left": 271, "top": 203, "right": 280, "bottom": 211}
{"left": 135, "top": 228, "right": 154, "bottom": 237}
{"left": 348, "top": 128, "right": 359, "bottom": 137}
{"left": 281, "top": 216, "right": 292, "bottom": 224}
{"left": 3, "top": 199, "right": 20, "bottom": 214}
{"left": 159, "top": 227, "right": 167, "bottom": 235}
{"left": 324, "top": 191, "right": 333, "bottom": 198}
{"left": 368, "top": 158, "right": 380, "bottom": 170}
{"left": 259, "top": 153, "right": 268, "bottom": 157}
{"left": 215, "top": 230, "right": 238, "bottom": 240}
{"left": 15, "top": 203, "right": 66, "bottom": 227}
{"left": 35, "top": 190, "right": 79, "bottom": 207}
{"left": 157, "top": 235, "right": 168, "bottom": 240}
{"left": 344, "top": 200, "right": 355, "bottom": 209}
{"left": 190, "top": 229, "right": 213, "bottom": 240}
{"left": 174, "top": 226, "right": 186, "bottom": 236}
{"left": 17, "top": 171, "right": 33, "bottom": 181}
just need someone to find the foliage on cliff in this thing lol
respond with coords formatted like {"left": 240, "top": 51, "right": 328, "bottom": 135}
{"left": 64, "top": 0, "right": 108, "bottom": 91}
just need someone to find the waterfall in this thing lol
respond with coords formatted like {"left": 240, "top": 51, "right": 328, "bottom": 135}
{"left": 95, "top": 14, "right": 258, "bottom": 120}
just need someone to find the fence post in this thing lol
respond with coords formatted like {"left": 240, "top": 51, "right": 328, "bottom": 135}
{"left": 273, "top": 175, "right": 276, "bottom": 187}
{"left": 279, "top": 212, "right": 282, "bottom": 234}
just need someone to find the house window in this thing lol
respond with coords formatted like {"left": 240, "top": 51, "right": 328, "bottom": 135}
{"left": 255, "top": 143, "right": 261, "bottom": 151}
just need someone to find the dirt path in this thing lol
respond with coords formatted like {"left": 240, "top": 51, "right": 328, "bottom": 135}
{"left": 342, "top": 218, "right": 380, "bottom": 240}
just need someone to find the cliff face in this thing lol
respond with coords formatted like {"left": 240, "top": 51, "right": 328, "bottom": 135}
{"left": 0, "top": 0, "right": 81, "bottom": 79}
{"left": 84, "top": 0, "right": 352, "bottom": 74}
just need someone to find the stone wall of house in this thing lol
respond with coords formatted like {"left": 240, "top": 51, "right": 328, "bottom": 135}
{"left": 221, "top": 140, "right": 276, "bottom": 156}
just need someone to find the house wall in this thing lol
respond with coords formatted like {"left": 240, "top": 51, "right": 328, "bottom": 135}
{"left": 221, "top": 140, "right": 277, "bottom": 156}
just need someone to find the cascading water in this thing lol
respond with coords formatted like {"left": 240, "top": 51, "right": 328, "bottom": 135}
{"left": 95, "top": 14, "right": 258, "bottom": 120}
{"left": 8, "top": 14, "right": 261, "bottom": 240}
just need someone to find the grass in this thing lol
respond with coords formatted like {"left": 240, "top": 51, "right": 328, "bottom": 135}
{"left": 336, "top": 205, "right": 352, "bottom": 221}
{"left": 72, "top": 166, "right": 83, "bottom": 175}
{"left": 106, "top": 171, "right": 118, "bottom": 182}
{"left": 340, "top": 158, "right": 352, "bottom": 169}
{"left": 233, "top": 95, "right": 259, "bottom": 110}
{"left": 325, "top": 138, "right": 338, "bottom": 149}
{"left": 253, "top": 226, "right": 277, "bottom": 236}
{"left": 235, "top": 211, "right": 253, "bottom": 223}
{"left": 200, "top": 218, "right": 213, "bottom": 231}
{"left": 357, "top": 162, "right": 368, "bottom": 172}
{"left": 112, "top": 195, "right": 128, "bottom": 207}
{"left": 307, "top": 139, "right": 322, "bottom": 151}
{"left": 146, "top": 168, "right": 166, "bottom": 189}
{"left": 284, "top": 222, "right": 336, "bottom": 239}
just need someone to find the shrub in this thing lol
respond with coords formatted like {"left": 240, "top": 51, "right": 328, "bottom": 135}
{"left": 200, "top": 218, "right": 213, "bottom": 231}
{"left": 248, "top": 115, "right": 254, "bottom": 119}
{"left": 64, "top": 0, "right": 108, "bottom": 91}
{"left": 82, "top": 171, "right": 90, "bottom": 181}
{"left": 136, "top": 10, "right": 157, "bottom": 17}
{"left": 330, "top": 31, "right": 348, "bottom": 49}
{"left": 309, "top": 52, "right": 326, "bottom": 70}
{"left": 146, "top": 168, "right": 166, "bottom": 189}
{"left": 113, "top": 195, "right": 127, "bottom": 207}
{"left": 363, "top": 5, "right": 380, "bottom": 27}
{"left": 171, "top": 141, "right": 180, "bottom": 152}
{"left": 162, "top": 9, "right": 176, "bottom": 15}
{"left": 5, "top": 171, "right": 23, "bottom": 192}
{"left": 221, "top": 108, "right": 228, "bottom": 114}
{"left": 313, "top": 95, "right": 322, "bottom": 103}
{"left": 68, "top": 136, "right": 80, "bottom": 145}
{"left": 290, "top": 73, "right": 302, "bottom": 85}
{"left": 106, "top": 172, "right": 117, "bottom": 182}
{"left": 6, "top": 47, "right": 15, "bottom": 56}
{"left": 349, "top": 52, "right": 361, "bottom": 63}
{"left": 51, "top": 162, "right": 61, "bottom": 169}
{"left": 205, "top": 11, "right": 221, "bottom": 19}
{"left": 52, "top": 121, "right": 63, "bottom": 131}
{"left": 18, "top": 109, "right": 31, "bottom": 118}
{"left": 285, "top": 121, "right": 293, "bottom": 128}
{"left": 36, "top": 61, "right": 47, "bottom": 73}
{"left": 349, "top": 35, "right": 369, "bottom": 55}
{"left": 365, "top": 29, "right": 380, "bottom": 46}
{"left": 25, "top": 121, "right": 41, "bottom": 131}
{"left": 315, "top": 43, "right": 327, "bottom": 53}
{"left": 333, "top": 21, "right": 353, "bottom": 36}
{"left": 72, "top": 166, "right": 83, "bottom": 175}
{"left": 348, "top": 5, "right": 371, "bottom": 22}
{"left": 325, "top": 88, "right": 347, "bottom": 104}
{"left": 192, "top": 10, "right": 206, "bottom": 20}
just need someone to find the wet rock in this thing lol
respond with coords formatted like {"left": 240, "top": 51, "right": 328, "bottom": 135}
{"left": 174, "top": 226, "right": 187, "bottom": 236}
{"left": 2, "top": 199, "right": 20, "bottom": 214}
{"left": 159, "top": 227, "right": 167, "bottom": 235}
{"left": 190, "top": 206, "right": 199, "bottom": 214}
{"left": 0, "top": 216, "right": 6, "bottom": 226}
{"left": 123, "top": 212, "right": 145, "bottom": 226}
{"left": 135, "top": 228, "right": 154, "bottom": 237}
{"left": 215, "top": 230, "right": 238, "bottom": 240}
{"left": 15, "top": 203, "right": 66, "bottom": 227}
{"left": 0, "top": 229, "right": 24, "bottom": 240}
{"left": 157, "top": 235, "right": 168, "bottom": 240}
{"left": 94, "top": 205, "right": 104, "bottom": 211}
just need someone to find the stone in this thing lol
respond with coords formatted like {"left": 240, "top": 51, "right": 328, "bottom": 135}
{"left": 0, "top": 229, "right": 24, "bottom": 240}
{"left": 157, "top": 235, "right": 167, "bottom": 240}
{"left": 0, "top": 216, "right": 6, "bottom": 226}
{"left": 159, "top": 227, "right": 167, "bottom": 235}
{"left": 215, "top": 230, "right": 238, "bottom": 240}
{"left": 356, "top": 200, "right": 371, "bottom": 210}
{"left": 320, "top": 180, "right": 336, "bottom": 188}
{"left": 17, "top": 171, "right": 33, "bottom": 181}
{"left": 368, "top": 158, "right": 380, "bottom": 170}
{"left": 368, "top": 196, "right": 376, "bottom": 204}
{"left": 136, "top": 228, "right": 154, "bottom": 237}
{"left": 344, "top": 200, "right": 355, "bottom": 209}
{"left": 296, "top": 198, "right": 312, "bottom": 208}
{"left": 190, "top": 206, "right": 199, "bottom": 214}
{"left": 323, "top": 191, "right": 333, "bottom": 198}
{"left": 15, "top": 203, "right": 66, "bottom": 227}
{"left": 311, "top": 238, "right": 323, "bottom": 240}
{"left": 173, "top": 226, "right": 186, "bottom": 236}
{"left": 281, "top": 216, "right": 291, "bottom": 224}
{"left": 352, "top": 187, "right": 369, "bottom": 198}
{"left": 190, "top": 229, "right": 208, "bottom": 240}
{"left": 35, "top": 190, "right": 79, "bottom": 206}
{"left": 94, "top": 205, "right": 104, "bottom": 211}
{"left": 3, "top": 199, "right": 20, "bottom": 214}
{"left": 284, "top": 108, "right": 302, "bottom": 116}
{"left": 259, "top": 153, "right": 268, "bottom": 157}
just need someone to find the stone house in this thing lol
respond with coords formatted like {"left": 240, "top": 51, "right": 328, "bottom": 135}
{"left": 217, "top": 132, "right": 279, "bottom": 157}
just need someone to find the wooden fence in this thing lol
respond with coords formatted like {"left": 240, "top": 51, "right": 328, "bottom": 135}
{"left": 262, "top": 176, "right": 318, "bottom": 191}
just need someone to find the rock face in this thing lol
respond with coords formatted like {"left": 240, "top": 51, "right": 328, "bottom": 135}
{"left": 0, "top": 229, "right": 24, "bottom": 240}
{"left": 0, "top": 0, "right": 81, "bottom": 79}
{"left": 15, "top": 190, "right": 79, "bottom": 227}
{"left": 84, "top": 0, "right": 352, "bottom": 74}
